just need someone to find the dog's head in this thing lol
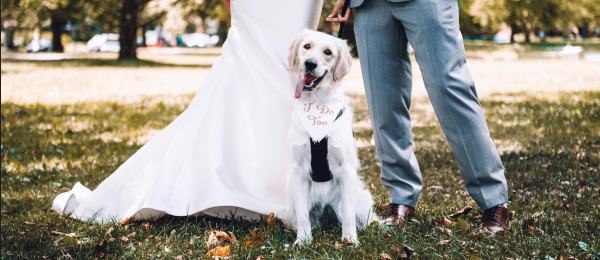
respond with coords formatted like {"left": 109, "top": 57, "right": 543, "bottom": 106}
{"left": 288, "top": 30, "right": 352, "bottom": 99}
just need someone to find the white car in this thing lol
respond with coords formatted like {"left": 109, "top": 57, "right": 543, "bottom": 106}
{"left": 27, "top": 39, "right": 52, "bottom": 52}
{"left": 181, "top": 33, "right": 219, "bottom": 48}
{"left": 87, "top": 34, "right": 120, "bottom": 52}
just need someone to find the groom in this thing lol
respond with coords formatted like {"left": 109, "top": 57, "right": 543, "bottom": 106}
{"left": 327, "top": 0, "right": 509, "bottom": 232}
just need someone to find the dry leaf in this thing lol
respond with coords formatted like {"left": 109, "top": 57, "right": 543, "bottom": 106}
{"left": 242, "top": 230, "right": 267, "bottom": 248}
{"left": 206, "top": 245, "right": 230, "bottom": 257}
{"left": 382, "top": 231, "right": 391, "bottom": 238}
{"left": 444, "top": 194, "right": 451, "bottom": 199}
{"left": 381, "top": 203, "right": 389, "bottom": 207}
{"left": 436, "top": 227, "right": 452, "bottom": 234}
{"left": 93, "top": 238, "right": 108, "bottom": 258}
{"left": 380, "top": 253, "right": 393, "bottom": 260}
{"left": 531, "top": 211, "right": 544, "bottom": 218}
{"left": 436, "top": 237, "right": 453, "bottom": 246}
{"left": 126, "top": 232, "right": 136, "bottom": 238}
{"left": 164, "top": 247, "right": 171, "bottom": 253}
{"left": 428, "top": 185, "right": 443, "bottom": 191}
{"left": 335, "top": 241, "right": 343, "bottom": 248}
{"left": 390, "top": 244, "right": 415, "bottom": 259}
{"left": 561, "top": 203, "right": 569, "bottom": 211}
{"left": 447, "top": 206, "right": 473, "bottom": 218}
{"left": 119, "top": 236, "right": 129, "bottom": 242}
{"left": 266, "top": 213, "right": 275, "bottom": 224}
{"left": 207, "top": 230, "right": 235, "bottom": 247}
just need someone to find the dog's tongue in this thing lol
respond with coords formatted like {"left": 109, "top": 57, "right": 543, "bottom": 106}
{"left": 295, "top": 74, "right": 305, "bottom": 99}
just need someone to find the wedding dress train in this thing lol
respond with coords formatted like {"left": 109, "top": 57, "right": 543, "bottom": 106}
{"left": 52, "top": 0, "right": 324, "bottom": 223}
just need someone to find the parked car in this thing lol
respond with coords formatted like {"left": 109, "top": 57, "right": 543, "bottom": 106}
{"left": 87, "top": 34, "right": 120, "bottom": 52}
{"left": 180, "top": 33, "right": 219, "bottom": 48}
{"left": 26, "top": 39, "right": 52, "bottom": 52}
{"left": 137, "top": 30, "right": 162, "bottom": 47}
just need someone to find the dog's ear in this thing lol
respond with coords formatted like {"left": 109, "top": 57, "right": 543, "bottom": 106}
{"left": 288, "top": 30, "right": 309, "bottom": 70}
{"left": 333, "top": 39, "right": 352, "bottom": 82}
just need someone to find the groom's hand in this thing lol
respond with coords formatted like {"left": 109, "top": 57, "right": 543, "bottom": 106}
{"left": 326, "top": 0, "right": 351, "bottom": 24}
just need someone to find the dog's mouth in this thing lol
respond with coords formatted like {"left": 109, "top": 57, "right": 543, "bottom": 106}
{"left": 295, "top": 71, "right": 327, "bottom": 99}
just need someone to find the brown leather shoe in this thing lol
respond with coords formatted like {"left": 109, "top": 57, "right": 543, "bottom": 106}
{"left": 480, "top": 204, "right": 509, "bottom": 232}
{"left": 385, "top": 204, "right": 414, "bottom": 226}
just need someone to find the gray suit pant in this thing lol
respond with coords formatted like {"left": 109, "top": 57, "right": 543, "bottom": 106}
{"left": 353, "top": 0, "right": 507, "bottom": 210}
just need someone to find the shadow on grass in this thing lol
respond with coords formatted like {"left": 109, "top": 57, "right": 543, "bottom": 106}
{"left": 1, "top": 91, "right": 599, "bottom": 259}
{"left": 0, "top": 58, "right": 214, "bottom": 68}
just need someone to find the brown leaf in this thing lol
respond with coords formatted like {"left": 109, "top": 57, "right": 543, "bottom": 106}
{"left": 561, "top": 203, "right": 569, "bottom": 211}
{"left": 531, "top": 211, "right": 544, "bottom": 218}
{"left": 206, "top": 245, "right": 230, "bottom": 257}
{"left": 390, "top": 244, "right": 414, "bottom": 259}
{"left": 381, "top": 203, "right": 389, "bottom": 207}
{"left": 382, "top": 231, "right": 391, "bottom": 238}
{"left": 93, "top": 238, "right": 108, "bottom": 258}
{"left": 428, "top": 185, "right": 443, "bottom": 191}
{"left": 436, "top": 237, "right": 453, "bottom": 246}
{"left": 447, "top": 206, "right": 473, "bottom": 219}
{"left": 27, "top": 195, "right": 35, "bottom": 201}
{"left": 266, "top": 213, "right": 275, "bottom": 224}
{"left": 207, "top": 230, "right": 236, "bottom": 247}
{"left": 119, "top": 236, "right": 129, "bottom": 242}
{"left": 380, "top": 253, "right": 393, "bottom": 260}
{"left": 242, "top": 230, "right": 268, "bottom": 248}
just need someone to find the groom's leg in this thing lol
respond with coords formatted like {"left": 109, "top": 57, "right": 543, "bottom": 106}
{"left": 389, "top": 0, "right": 507, "bottom": 209}
{"left": 354, "top": 0, "right": 423, "bottom": 206}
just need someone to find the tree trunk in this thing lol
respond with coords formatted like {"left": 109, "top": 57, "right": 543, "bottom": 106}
{"left": 119, "top": 0, "right": 139, "bottom": 60}
{"left": 141, "top": 24, "right": 147, "bottom": 47}
{"left": 51, "top": 16, "right": 66, "bottom": 52}
{"left": 4, "top": 27, "right": 16, "bottom": 50}
{"left": 521, "top": 19, "right": 531, "bottom": 43}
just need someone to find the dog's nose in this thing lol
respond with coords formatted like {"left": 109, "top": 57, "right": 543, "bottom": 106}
{"left": 304, "top": 59, "right": 318, "bottom": 71}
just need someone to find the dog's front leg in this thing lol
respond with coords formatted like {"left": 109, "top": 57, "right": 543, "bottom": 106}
{"left": 291, "top": 170, "right": 312, "bottom": 245}
{"left": 340, "top": 166, "right": 359, "bottom": 244}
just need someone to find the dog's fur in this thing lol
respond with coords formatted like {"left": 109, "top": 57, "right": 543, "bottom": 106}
{"left": 285, "top": 30, "right": 377, "bottom": 245}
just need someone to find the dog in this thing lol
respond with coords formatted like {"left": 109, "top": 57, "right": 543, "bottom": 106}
{"left": 285, "top": 30, "right": 377, "bottom": 245}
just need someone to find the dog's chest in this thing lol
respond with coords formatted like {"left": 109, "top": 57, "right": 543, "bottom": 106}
{"left": 308, "top": 108, "right": 345, "bottom": 183}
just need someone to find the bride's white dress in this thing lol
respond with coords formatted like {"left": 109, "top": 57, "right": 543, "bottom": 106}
{"left": 52, "top": 0, "right": 324, "bottom": 223}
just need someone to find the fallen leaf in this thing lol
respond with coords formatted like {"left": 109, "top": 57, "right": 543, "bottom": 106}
{"left": 164, "top": 246, "right": 171, "bottom": 253}
{"left": 561, "top": 203, "right": 569, "bottom": 211}
{"left": 126, "top": 232, "right": 136, "bottom": 238}
{"left": 206, "top": 245, "right": 230, "bottom": 257}
{"left": 342, "top": 238, "right": 355, "bottom": 246}
{"left": 119, "top": 236, "right": 129, "bottom": 242}
{"left": 266, "top": 213, "right": 275, "bottom": 224}
{"left": 93, "top": 239, "right": 108, "bottom": 258}
{"left": 447, "top": 206, "right": 473, "bottom": 218}
{"left": 444, "top": 194, "right": 451, "bottom": 199}
{"left": 531, "top": 211, "right": 544, "bottom": 218}
{"left": 380, "top": 253, "right": 393, "bottom": 260}
{"left": 242, "top": 230, "right": 267, "bottom": 248}
{"left": 390, "top": 244, "right": 414, "bottom": 259}
{"left": 382, "top": 231, "right": 391, "bottom": 237}
{"left": 381, "top": 203, "right": 389, "bottom": 207}
{"left": 436, "top": 238, "right": 453, "bottom": 246}
{"left": 428, "top": 185, "right": 443, "bottom": 191}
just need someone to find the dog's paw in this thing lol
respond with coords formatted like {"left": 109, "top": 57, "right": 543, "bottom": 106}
{"left": 341, "top": 233, "right": 359, "bottom": 246}
{"left": 294, "top": 236, "right": 313, "bottom": 246}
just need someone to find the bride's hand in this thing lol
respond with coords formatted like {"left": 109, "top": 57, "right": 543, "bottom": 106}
{"left": 325, "top": 0, "right": 351, "bottom": 24}
{"left": 224, "top": 0, "right": 230, "bottom": 13}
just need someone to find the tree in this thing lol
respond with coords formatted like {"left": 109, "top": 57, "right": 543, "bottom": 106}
{"left": 43, "top": 0, "right": 85, "bottom": 52}
{"left": 86, "top": 0, "right": 171, "bottom": 60}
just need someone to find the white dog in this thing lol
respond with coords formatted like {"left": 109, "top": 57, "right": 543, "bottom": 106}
{"left": 285, "top": 30, "right": 376, "bottom": 245}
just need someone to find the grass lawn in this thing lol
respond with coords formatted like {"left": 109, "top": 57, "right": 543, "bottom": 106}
{"left": 1, "top": 55, "right": 599, "bottom": 259}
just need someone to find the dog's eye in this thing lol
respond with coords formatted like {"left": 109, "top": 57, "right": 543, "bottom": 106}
{"left": 324, "top": 49, "right": 332, "bottom": 56}
{"left": 304, "top": 44, "right": 310, "bottom": 49}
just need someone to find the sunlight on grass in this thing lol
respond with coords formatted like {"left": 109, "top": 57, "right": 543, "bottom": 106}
{"left": 1, "top": 55, "right": 599, "bottom": 259}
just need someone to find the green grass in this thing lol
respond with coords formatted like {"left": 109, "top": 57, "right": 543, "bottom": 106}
{"left": 1, "top": 88, "right": 599, "bottom": 259}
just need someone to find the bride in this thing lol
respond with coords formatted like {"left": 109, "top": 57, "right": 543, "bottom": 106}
{"left": 52, "top": 0, "right": 325, "bottom": 223}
